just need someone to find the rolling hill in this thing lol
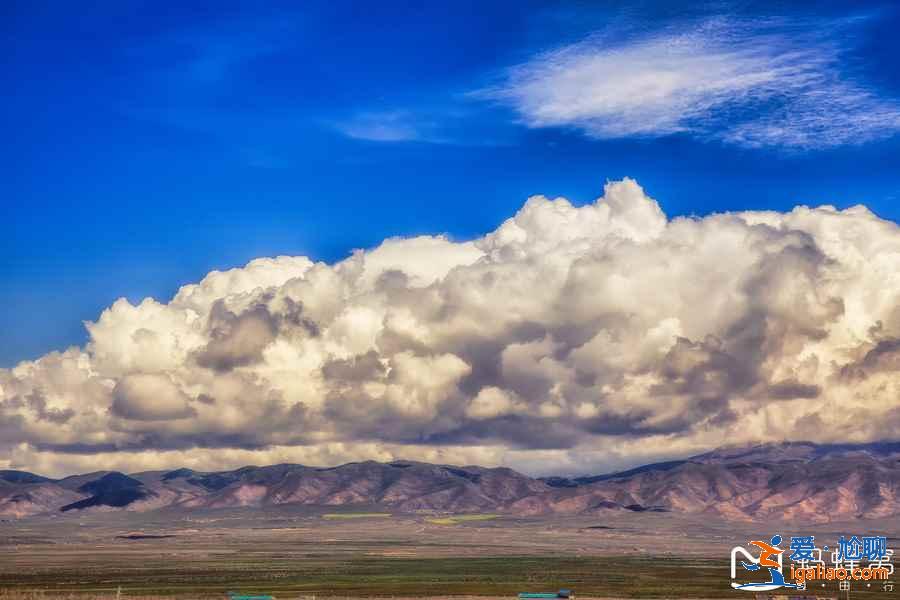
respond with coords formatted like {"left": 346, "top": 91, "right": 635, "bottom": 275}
{"left": 2, "top": 441, "right": 898, "bottom": 522}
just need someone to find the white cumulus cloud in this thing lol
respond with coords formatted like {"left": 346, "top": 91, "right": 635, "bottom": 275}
{"left": 2, "top": 178, "right": 900, "bottom": 476}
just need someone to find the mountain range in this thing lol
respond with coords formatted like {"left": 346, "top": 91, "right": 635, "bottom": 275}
{"left": 2, "top": 442, "right": 899, "bottom": 522}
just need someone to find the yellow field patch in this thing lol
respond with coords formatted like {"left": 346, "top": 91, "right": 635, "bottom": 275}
{"left": 425, "top": 514, "right": 499, "bottom": 525}
{"left": 321, "top": 512, "right": 392, "bottom": 519}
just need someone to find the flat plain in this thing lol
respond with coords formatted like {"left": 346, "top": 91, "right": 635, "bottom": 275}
{"left": 1, "top": 508, "right": 898, "bottom": 599}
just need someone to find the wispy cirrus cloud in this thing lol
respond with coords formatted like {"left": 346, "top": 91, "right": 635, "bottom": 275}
{"left": 332, "top": 107, "right": 514, "bottom": 147}
{"left": 483, "top": 18, "right": 900, "bottom": 149}
{"left": 334, "top": 110, "right": 445, "bottom": 143}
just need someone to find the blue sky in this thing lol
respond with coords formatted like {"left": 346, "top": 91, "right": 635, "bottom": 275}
{"left": 4, "top": 0, "right": 900, "bottom": 367}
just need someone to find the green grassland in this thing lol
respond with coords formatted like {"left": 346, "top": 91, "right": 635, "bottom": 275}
{"left": 3, "top": 552, "right": 890, "bottom": 599}
{"left": 0, "top": 555, "right": 726, "bottom": 598}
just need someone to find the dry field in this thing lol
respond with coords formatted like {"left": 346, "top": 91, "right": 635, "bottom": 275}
{"left": 1, "top": 508, "right": 897, "bottom": 599}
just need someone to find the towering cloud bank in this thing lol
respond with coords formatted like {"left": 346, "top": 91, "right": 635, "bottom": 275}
{"left": 2, "top": 179, "right": 899, "bottom": 476}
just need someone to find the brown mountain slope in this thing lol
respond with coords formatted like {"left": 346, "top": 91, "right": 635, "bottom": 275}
{"left": 1, "top": 442, "right": 898, "bottom": 521}
{"left": 529, "top": 442, "right": 900, "bottom": 521}
{"left": 0, "top": 471, "right": 85, "bottom": 517}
